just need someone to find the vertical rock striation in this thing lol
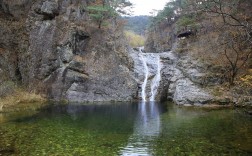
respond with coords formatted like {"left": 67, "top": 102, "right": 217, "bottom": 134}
{"left": 0, "top": 0, "right": 138, "bottom": 102}
{"left": 159, "top": 52, "right": 213, "bottom": 105}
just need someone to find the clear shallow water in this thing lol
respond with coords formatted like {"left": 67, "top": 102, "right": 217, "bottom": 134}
{"left": 0, "top": 102, "right": 251, "bottom": 155}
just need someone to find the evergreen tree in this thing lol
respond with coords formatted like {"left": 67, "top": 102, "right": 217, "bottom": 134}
{"left": 87, "top": 0, "right": 132, "bottom": 28}
{"left": 87, "top": 5, "right": 116, "bottom": 28}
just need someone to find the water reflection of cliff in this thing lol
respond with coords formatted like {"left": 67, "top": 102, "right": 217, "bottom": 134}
{"left": 121, "top": 102, "right": 161, "bottom": 155}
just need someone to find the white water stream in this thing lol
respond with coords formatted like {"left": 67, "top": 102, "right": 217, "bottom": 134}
{"left": 138, "top": 48, "right": 162, "bottom": 102}
{"left": 140, "top": 51, "right": 149, "bottom": 102}
{"left": 150, "top": 56, "right": 162, "bottom": 101}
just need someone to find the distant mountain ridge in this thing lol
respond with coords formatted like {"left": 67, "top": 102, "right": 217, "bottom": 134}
{"left": 123, "top": 16, "right": 150, "bottom": 36}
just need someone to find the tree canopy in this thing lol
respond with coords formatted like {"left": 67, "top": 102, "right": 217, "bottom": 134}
{"left": 86, "top": 0, "right": 132, "bottom": 28}
{"left": 147, "top": 0, "right": 252, "bottom": 85}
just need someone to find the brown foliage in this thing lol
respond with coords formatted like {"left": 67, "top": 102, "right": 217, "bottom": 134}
{"left": 179, "top": 0, "right": 252, "bottom": 85}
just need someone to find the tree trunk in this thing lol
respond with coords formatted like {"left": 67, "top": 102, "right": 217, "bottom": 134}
{"left": 98, "top": 20, "right": 102, "bottom": 29}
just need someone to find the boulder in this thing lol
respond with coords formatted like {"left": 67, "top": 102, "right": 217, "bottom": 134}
{"left": 34, "top": 0, "right": 59, "bottom": 20}
{"left": 173, "top": 79, "right": 213, "bottom": 105}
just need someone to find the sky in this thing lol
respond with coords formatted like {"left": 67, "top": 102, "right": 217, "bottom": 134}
{"left": 130, "top": 0, "right": 169, "bottom": 16}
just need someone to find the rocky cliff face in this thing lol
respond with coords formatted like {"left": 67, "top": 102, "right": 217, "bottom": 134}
{"left": 130, "top": 48, "right": 220, "bottom": 105}
{"left": 142, "top": 35, "right": 233, "bottom": 105}
{"left": 0, "top": 0, "right": 138, "bottom": 102}
{"left": 144, "top": 0, "right": 252, "bottom": 106}
{"left": 158, "top": 51, "right": 215, "bottom": 105}
{"left": 0, "top": 0, "right": 241, "bottom": 105}
{"left": 144, "top": 23, "right": 177, "bottom": 53}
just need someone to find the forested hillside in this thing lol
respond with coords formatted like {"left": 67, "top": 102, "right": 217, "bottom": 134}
{"left": 145, "top": 0, "right": 252, "bottom": 105}
{"left": 123, "top": 16, "right": 150, "bottom": 35}
{"left": 122, "top": 16, "right": 149, "bottom": 47}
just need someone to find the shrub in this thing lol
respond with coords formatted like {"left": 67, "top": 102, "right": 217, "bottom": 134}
{"left": 240, "top": 74, "right": 252, "bottom": 87}
{"left": 0, "top": 81, "right": 16, "bottom": 98}
{"left": 124, "top": 31, "right": 145, "bottom": 47}
{"left": 0, "top": 88, "right": 46, "bottom": 112}
{"left": 177, "top": 16, "right": 197, "bottom": 31}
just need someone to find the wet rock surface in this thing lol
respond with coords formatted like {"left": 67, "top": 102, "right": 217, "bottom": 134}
{"left": 130, "top": 49, "right": 162, "bottom": 101}
{"left": 130, "top": 49, "right": 214, "bottom": 105}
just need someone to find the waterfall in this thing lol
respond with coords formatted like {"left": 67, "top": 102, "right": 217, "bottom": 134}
{"left": 150, "top": 56, "right": 162, "bottom": 101}
{"left": 137, "top": 48, "right": 162, "bottom": 102}
{"left": 139, "top": 49, "right": 149, "bottom": 102}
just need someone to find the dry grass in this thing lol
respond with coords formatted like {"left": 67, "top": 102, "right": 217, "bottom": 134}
{"left": 240, "top": 74, "right": 252, "bottom": 87}
{"left": 0, "top": 89, "right": 47, "bottom": 112}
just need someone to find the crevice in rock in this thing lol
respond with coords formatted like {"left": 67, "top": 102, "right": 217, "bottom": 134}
{"left": 61, "top": 67, "right": 68, "bottom": 84}
{"left": 15, "top": 64, "right": 22, "bottom": 82}
{"left": 42, "top": 67, "right": 59, "bottom": 83}
{"left": 73, "top": 31, "right": 90, "bottom": 55}
{"left": 42, "top": 13, "right": 57, "bottom": 20}
{"left": 177, "top": 31, "right": 193, "bottom": 38}
{"left": 160, "top": 84, "right": 170, "bottom": 102}
{"left": 34, "top": 8, "right": 59, "bottom": 21}
{"left": 68, "top": 66, "right": 89, "bottom": 76}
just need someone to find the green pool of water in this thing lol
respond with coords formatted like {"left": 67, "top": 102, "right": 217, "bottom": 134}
{"left": 0, "top": 102, "right": 251, "bottom": 155}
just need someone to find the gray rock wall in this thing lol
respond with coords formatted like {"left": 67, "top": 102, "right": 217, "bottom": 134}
{"left": 129, "top": 48, "right": 214, "bottom": 105}
{"left": 0, "top": 0, "right": 226, "bottom": 104}
{"left": 159, "top": 51, "right": 214, "bottom": 105}
{"left": 0, "top": 0, "right": 138, "bottom": 102}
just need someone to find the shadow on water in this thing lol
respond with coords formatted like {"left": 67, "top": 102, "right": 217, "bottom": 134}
{"left": 11, "top": 102, "right": 140, "bottom": 133}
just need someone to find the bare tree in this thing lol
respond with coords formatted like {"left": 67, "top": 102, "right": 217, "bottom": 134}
{"left": 221, "top": 29, "right": 251, "bottom": 85}
{"left": 191, "top": 0, "right": 252, "bottom": 85}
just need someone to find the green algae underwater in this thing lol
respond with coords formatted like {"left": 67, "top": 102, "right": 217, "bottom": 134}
{"left": 0, "top": 102, "right": 251, "bottom": 156}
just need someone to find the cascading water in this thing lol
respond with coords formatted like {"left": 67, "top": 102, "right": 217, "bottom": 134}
{"left": 139, "top": 49, "right": 149, "bottom": 102}
{"left": 150, "top": 56, "right": 162, "bottom": 101}
{"left": 137, "top": 48, "right": 162, "bottom": 102}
